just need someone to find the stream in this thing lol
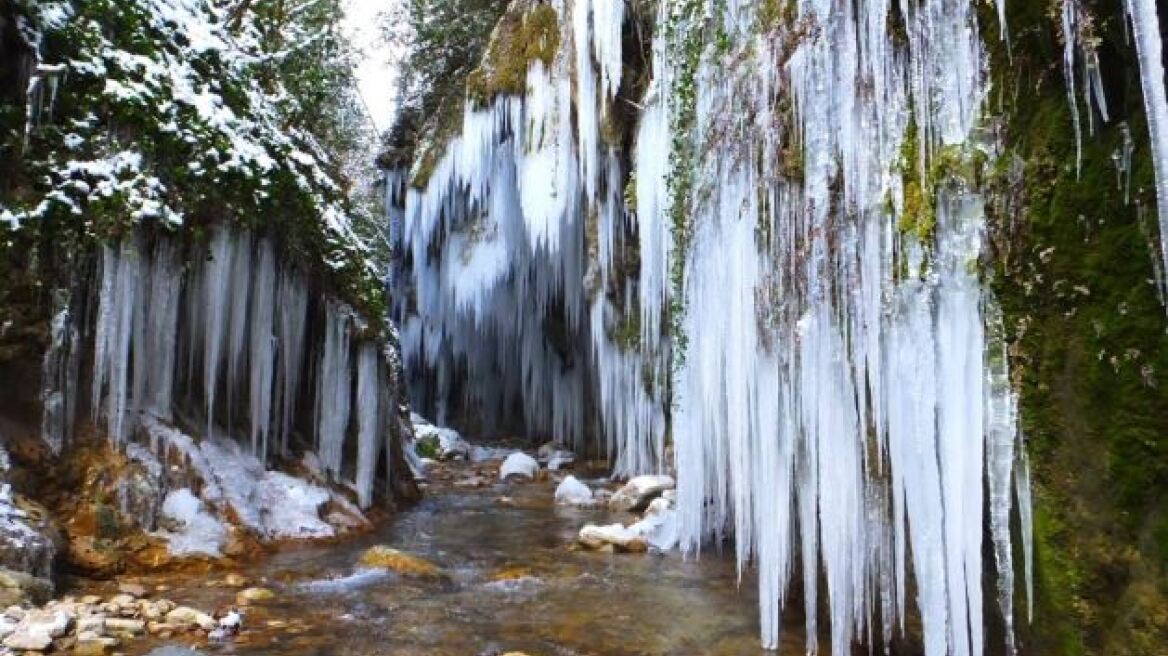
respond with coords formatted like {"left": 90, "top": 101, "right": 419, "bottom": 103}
{"left": 71, "top": 455, "right": 813, "bottom": 655}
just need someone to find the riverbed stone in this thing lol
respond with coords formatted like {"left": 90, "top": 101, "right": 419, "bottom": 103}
{"left": 106, "top": 617, "right": 146, "bottom": 634}
{"left": 359, "top": 546, "right": 441, "bottom": 577}
{"left": 236, "top": 587, "right": 275, "bottom": 604}
{"left": 76, "top": 614, "right": 105, "bottom": 635}
{"left": 608, "top": 475, "right": 675, "bottom": 513}
{"left": 165, "top": 606, "right": 216, "bottom": 631}
{"left": 578, "top": 523, "right": 648, "bottom": 552}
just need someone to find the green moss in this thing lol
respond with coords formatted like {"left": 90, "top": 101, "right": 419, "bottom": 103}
{"left": 466, "top": 4, "right": 560, "bottom": 107}
{"left": 416, "top": 434, "right": 441, "bottom": 459}
{"left": 979, "top": 0, "right": 1168, "bottom": 651}
{"left": 611, "top": 309, "right": 641, "bottom": 351}
{"left": 755, "top": 0, "right": 795, "bottom": 34}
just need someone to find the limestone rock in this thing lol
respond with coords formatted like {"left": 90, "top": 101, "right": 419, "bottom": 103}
{"left": 608, "top": 475, "right": 675, "bottom": 513}
{"left": 358, "top": 546, "right": 441, "bottom": 577}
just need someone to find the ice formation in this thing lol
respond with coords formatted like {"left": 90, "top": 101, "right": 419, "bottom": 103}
{"left": 1123, "top": 0, "right": 1168, "bottom": 306}
{"left": 387, "top": 0, "right": 1049, "bottom": 653}
{"left": 58, "top": 226, "right": 408, "bottom": 510}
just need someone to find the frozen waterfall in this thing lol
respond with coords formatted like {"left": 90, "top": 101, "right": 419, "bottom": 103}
{"left": 383, "top": 0, "right": 1057, "bottom": 652}
{"left": 53, "top": 226, "right": 406, "bottom": 509}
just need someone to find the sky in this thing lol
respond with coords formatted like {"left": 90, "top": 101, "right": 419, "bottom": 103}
{"left": 342, "top": 0, "right": 401, "bottom": 133}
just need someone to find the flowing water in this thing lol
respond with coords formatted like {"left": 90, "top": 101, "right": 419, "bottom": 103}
{"left": 75, "top": 458, "right": 817, "bottom": 655}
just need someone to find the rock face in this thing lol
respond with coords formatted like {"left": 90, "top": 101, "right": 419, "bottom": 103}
{"left": 498, "top": 452, "right": 539, "bottom": 481}
{"left": 607, "top": 475, "right": 675, "bottom": 513}
{"left": 554, "top": 476, "right": 593, "bottom": 506}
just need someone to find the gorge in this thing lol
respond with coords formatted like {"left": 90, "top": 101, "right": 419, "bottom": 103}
{"left": 2, "top": 0, "right": 1168, "bottom": 654}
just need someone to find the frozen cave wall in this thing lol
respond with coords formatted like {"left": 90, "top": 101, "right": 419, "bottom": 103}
{"left": 387, "top": 0, "right": 1168, "bottom": 653}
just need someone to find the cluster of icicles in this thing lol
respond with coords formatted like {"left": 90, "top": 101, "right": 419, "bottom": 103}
{"left": 388, "top": 0, "right": 1168, "bottom": 653}
{"left": 42, "top": 227, "right": 404, "bottom": 509}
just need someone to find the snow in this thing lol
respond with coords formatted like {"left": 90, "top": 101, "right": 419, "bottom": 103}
{"left": 498, "top": 452, "right": 539, "bottom": 480}
{"left": 411, "top": 414, "right": 470, "bottom": 460}
{"left": 553, "top": 476, "right": 592, "bottom": 505}
{"left": 159, "top": 488, "right": 227, "bottom": 558}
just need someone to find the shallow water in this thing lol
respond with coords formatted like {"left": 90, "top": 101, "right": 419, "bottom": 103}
{"left": 89, "top": 461, "right": 813, "bottom": 655}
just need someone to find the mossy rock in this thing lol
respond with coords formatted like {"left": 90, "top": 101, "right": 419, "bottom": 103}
{"left": 466, "top": 3, "right": 560, "bottom": 107}
{"left": 358, "top": 546, "right": 443, "bottom": 577}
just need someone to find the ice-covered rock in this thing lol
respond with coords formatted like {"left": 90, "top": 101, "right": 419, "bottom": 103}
{"left": 547, "top": 451, "right": 575, "bottom": 471}
{"left": 628, "top": 499, "right": 679, "bottom": 551}
{"left": 143, "top": 419, "right": 347, "bottom": 546}
{"left": 607, "top": 475, "right": 674, "bottom": 512}
{"left": 157, "top": 489, "right": 227, "bottom": 558}
{"left": 0, "top": 484, "right": 58, "bottom": 579}
{"left": 498, "top": 452, "right": 539, "bottom": 480}
{"left": 2, "top": 608, "right": 72, "bottom": 651}
{"left": 577, "top": 523, "right": 647, "bottom": 552}
{"left": 554, "top": 476, "right": 593, "bottom": 506}
{"left": 411, "top": 414, "right": 470, "bottom": 461}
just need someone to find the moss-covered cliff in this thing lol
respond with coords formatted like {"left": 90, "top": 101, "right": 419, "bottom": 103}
{"left": 984, "top": 1, "right": 1168, "bottom": 652}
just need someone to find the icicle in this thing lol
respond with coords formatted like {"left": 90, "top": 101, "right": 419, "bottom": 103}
{"left": 276, "top": 267, "right": 309, "bottom": 453}
{"left": 40, "top": 290, "right": 79, "bottom": 454}
{"left": 1123, "top": 0, "right": 1168, "bottom": 303}
{"left": 203, "top": 226, "right": 233, "bottom": 436}
{"left": 316, "top": 304, "right": 352, "bottom": 480}
{"left": 355, "top": 343, "right": 383, "bottom": 508}
{"left": 249, "top": 240, "right": 277, "bottom": 458}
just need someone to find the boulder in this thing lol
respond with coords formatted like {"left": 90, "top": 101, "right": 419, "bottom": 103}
{"left": 608, "top": 475, "right": 675, "bottom": 513}
{"left": 498, "top": 452, "right": 539, "bottom": 481}
{"left": 553, "top": 476, "right": 593, "bottom": 506}
{"left": 358, "top": 546, "right": 442, "bottom": 577}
